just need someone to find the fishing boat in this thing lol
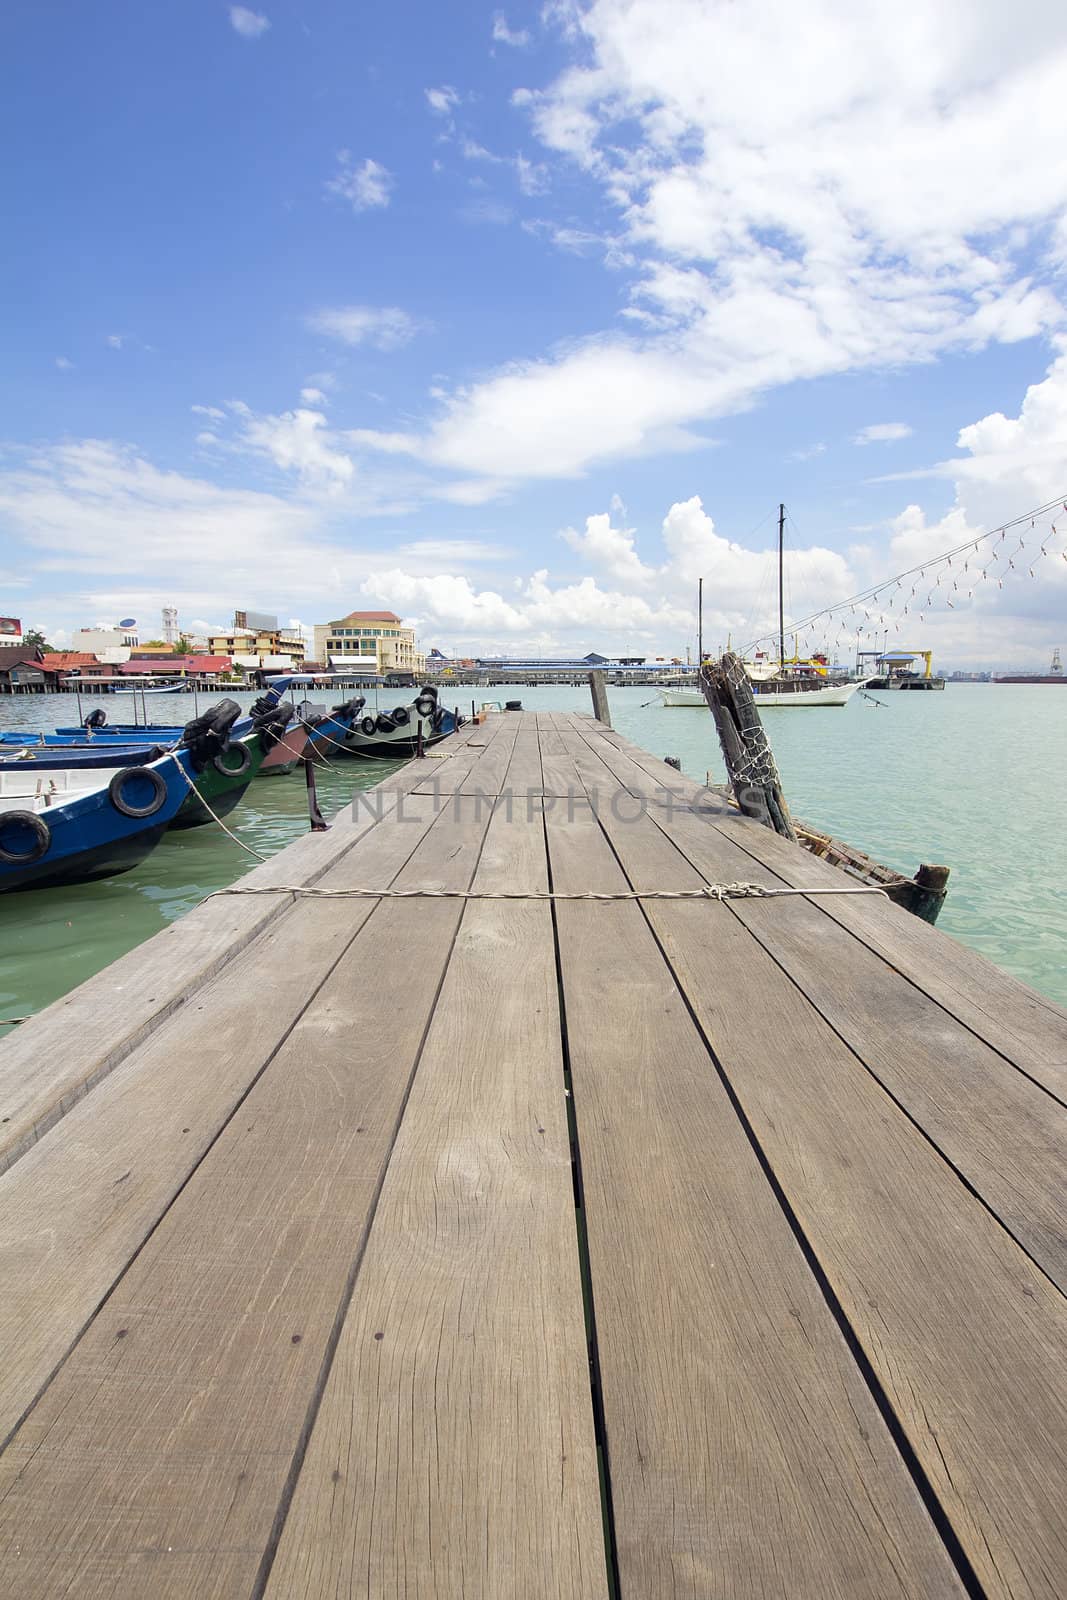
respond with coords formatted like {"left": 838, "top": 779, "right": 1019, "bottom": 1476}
{"left": 341, "top": 684, "right": 463, "bottom": 757}
{"left": 662, "top": 505, "right": 867, "bottom": 708}
{"left": 0, "top": 748, "right": 196, "bottom": 892}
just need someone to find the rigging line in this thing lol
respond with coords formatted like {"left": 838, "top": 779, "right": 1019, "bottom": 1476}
{"left": 743, "top": 491, "right": 1067, "bottom": 650}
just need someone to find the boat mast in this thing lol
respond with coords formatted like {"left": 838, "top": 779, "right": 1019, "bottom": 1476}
{"left": 698, "top": 578, "right": 703, "bottom": 669}
{"left": 778, "top": 502, "right": 786, "bottom": 668}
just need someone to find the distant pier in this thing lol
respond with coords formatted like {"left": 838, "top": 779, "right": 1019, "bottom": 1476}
{"left": 0, "top": 711, "right": 1064, "bottom": 1598}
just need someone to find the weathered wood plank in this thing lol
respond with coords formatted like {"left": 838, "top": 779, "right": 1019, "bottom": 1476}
{"left": 264, "top": 797, "right": 605, "bottom": 1599}
{"left": 545, "top": 794, "right": 964, "bottom": 1599}
{"left": 589, "top": 723, "right": 1067, "bottom": 1090}
{"left": 0, "top": 721, "right": 491, "bottom": 1178}
{"left": 0, "top": 793, "right": 498, "bottom": 1597}
{"left": 578, "top": 753, "right": 1067, "bottom": 1599}
{"left": 0, "top": 792, "right": 483, "bottom": 1451}
{"left": 605, "top": 794, "right": 1067, "bottom": 1292}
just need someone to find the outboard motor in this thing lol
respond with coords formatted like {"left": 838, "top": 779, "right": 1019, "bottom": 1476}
{"left": 181, "top": 698, "right": 242, "bottom": 772}
{"left": 84, "top": 708, "right": 107, "bottom": 730}
{"left": 330, "top": 696, "right": 365, "bottom": 720}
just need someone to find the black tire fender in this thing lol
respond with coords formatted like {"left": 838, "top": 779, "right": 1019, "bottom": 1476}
{"left": 375, "top": 713, "right": 397, "bottom": 733}
{"left": 109, "top": 765, "right": 168, "bottom": 819}
{"left": 360, "top": 716, "right": 377, "bottom": 737}
{"left": 391, "top": 706, "right": 410, "bottom": 726}
{"left": 0, "top": 810, "right": 51, "bottom": 865}
{"left": 213, "top": 742, "right": 252, "bottom": 777}
{"left": 414, "top": 694, "right": 436, "bottom": 718}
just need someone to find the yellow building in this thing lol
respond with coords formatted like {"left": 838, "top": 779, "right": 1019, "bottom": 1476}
{"left": 207, "top": 622, "right": 306, "bottom": 671}
{"left": 313, "top": 612, "right": 424, "bottom": 677}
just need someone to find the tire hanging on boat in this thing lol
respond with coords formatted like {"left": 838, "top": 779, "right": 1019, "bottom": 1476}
{"left": 391, "top": 706, "right": 410, "bottom": 726}
{"left": 0, "top": 810, "right": 51, "bottom": 865}
{"left": 108, "top": 766, "right": 168, "bottom": 819}
{"left": 414, "top": 693, "right": 436, "bottom": 718}
{"left": 375, "top": 713, "right": 397, "bottom": 733}
{"left": 360, "top": 716, "right": 377, "bottom": 737}
{"left": 212, "top": 742, "right": 251, "bottom": 777}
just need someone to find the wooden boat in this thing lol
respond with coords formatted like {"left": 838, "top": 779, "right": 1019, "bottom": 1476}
{"left": 660, "top": 677, "right": 864, "bottom": 707}
{"left": 668, "top": 506, "right": 865, "bottom": 707}
{"left": 0, "top": 749, "right": 194, "bottom": 892}
{"left": 341, "top": 685, "right": 463, "bottom": 757}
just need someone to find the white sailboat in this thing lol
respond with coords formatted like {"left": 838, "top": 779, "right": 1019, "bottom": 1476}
{"left": 659, "top": 505, "right": 867, "bottom": 707}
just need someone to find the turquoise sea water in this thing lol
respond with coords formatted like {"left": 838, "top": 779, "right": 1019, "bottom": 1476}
{"left": 1, "top": 683, "right": 1065, "bottom": 1033}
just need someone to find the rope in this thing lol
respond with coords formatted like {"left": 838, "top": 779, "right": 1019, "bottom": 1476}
{"left": 173, "top": 759, "right": 269, "bottom": 862}
{"left": 208, "top": 882, "right": 889, "bottom": 904}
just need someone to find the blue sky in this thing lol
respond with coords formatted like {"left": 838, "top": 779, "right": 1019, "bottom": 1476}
{"left": 3, "top": 0, "right": 1067, "bottom": 667}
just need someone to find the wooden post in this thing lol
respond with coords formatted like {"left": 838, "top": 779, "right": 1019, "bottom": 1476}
{"left": 700, "top": 653, "right": 797, "bottom": 842}
{"left": 303, "top": 756, "right": 328, "bottom": 832}
{"left": 588, "top": 670, "right": 612, "bottom": 728}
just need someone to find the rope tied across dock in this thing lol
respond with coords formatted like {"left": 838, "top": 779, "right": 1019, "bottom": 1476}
{"left": 207, "top": 881, "right": 889, "bottom": 903}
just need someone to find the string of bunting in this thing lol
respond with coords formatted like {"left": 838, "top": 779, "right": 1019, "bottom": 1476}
{"left": 745, "top": 493, "right": 1067, "bottom": 664}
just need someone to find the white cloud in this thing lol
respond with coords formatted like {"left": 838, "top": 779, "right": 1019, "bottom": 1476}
{"left": 493, "top": 13, "right": 531, "bottom": 47}
{"left": 413, "top": 0, "right": 1064, "bottom": 486}
{"left": 55, "top": 357, "right": 73, "bottom": 371}
{"left": 789, "top": 442, "right": 827, "bottom": 462}
{"left": 325, "top": 152, "right": 393, "bottom": 213}
{"left": 191, "top": 403, "right": 225, "bottom": 420}
{"left": 855, "top": 422, "right": 914, "bottom": 445}
{"left": 561, "top": 511, "right": 655, "bottom": 584}
{"left": 229, "top": 6, "right": 270, "bottom": 39}
{"left": 237, "top": 406, "right": 355, "bottom": 489}
{"left": 106, "top": 334, "right": 124, "bottom": 350}
{"left": 306, "top": 304, "right": 418, "bottom": 350}
{"left": 300, "top": 386, "right": 327, "bottom": 405}
{"left": 425, "top": 85, "right": 460, "bottom": 114}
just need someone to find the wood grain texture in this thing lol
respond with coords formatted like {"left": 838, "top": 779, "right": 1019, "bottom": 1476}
{"left": 591, "top": 723, "right": 1067, "bottom": 1092}
{"left": 0, "top": 793, "right": 497, "bottom": 1598}
{"left": 0, "top": 792, "right": 463, "bottom": 1449}
{"left": 545, "top": 787, "right": 964, "bottom": 1599}
{"left": 0, "top": 719, "right": 491, "bottom": 1178}
{"left": 265, "top": 798, "right": 607, "bottom": 1600}
{"left": 622, "top": 793, "right": 1067, "bottom": 1292}
{"left": 573, "top": 743, "right": 1067, "bottom": 1600}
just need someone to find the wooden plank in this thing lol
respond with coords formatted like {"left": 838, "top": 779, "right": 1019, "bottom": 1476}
{"left": 603, "top": 793, "right": 1067, "bottom": 1292}
{"left": 0, "top": 790, "right": 499, "bottom": 1597}
{"left": 588, "top": 670, "right": 612, "bottom": 727}
{"left": 0, "top": 722, "right": 491, "bottom": 1178}
{"left": 577, "top": 764, "right": 1067, "bottom": 1599}
{"left": 0, "top": 802, "right": 369, "bottom": 1177}
{"left": 594, "top": 725, "right": 1067, "bottom": 1090}
{"left": 265, "top": 799, "right": 606, "bottom": 1600}
{"left": 0, "top": 790, "right": 480, "bottom": 1449}
{"left": 544, "top": 795, "right": 964, "bottom": 1599}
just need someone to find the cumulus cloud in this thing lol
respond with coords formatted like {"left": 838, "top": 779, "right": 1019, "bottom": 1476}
{"left": 855, "top": 423, "right": 914, "bottom": 445}
{"left": 305, "top": 304, "right": 418, "bottom": 349}
{"left": 55, "top": 356, "right": 73, "bottom": 371}
{"left": 325, "top": 152, "right": 393, "bottom": 213}
{"left": 300, "top": 386, "right": 327, "bottom": 405}
{"left": 229, "top": 7, "right": 270, "bottom": 39}
{"left": 560, "top": 511, "right": 655, "bottom": 584}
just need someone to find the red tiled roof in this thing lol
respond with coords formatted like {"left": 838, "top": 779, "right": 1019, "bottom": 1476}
{"left": 186, "top": 655, "right": 232, "bottom": 672}
{"left": 41, "top": 652, "right": 99, "bottom": 670}
{"left": 335, "top": 611, "right": 401, "bottom": 624}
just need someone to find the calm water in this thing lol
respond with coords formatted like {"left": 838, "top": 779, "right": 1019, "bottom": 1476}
{"left": 1, "top": 683, "right": 1065, "bottom": 1034}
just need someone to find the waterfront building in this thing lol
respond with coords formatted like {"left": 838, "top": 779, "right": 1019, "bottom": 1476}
{"left": 0, "top": 616, "right": 22, "bottom": 647}
{"left": 207, "top": 614, "right": 306, "bottom": 671}
{"left": 72, "top": 625, "right": 139, "bottom": 662}
{"left": 313, "top": 612, "right": 425, "bottom": 677}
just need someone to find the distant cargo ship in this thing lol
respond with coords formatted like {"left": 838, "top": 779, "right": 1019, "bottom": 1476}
{"left": 996, "top": 648, "right": 1064, "bottom": 684}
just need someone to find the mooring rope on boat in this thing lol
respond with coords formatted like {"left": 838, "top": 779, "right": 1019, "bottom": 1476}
{"left": 174, "top": 760, "right": 271, "bottom": 863}
{"left": 207, "top": 882, "right": 889, "bottom": 904}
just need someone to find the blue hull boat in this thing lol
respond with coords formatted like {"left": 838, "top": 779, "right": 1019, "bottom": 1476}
{"left": 0, "top": 749, "right": 196, "bottom": 893}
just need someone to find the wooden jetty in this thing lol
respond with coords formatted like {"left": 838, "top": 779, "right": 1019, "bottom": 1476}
{"left": 0, "top": 710, "right": 1064, "bottom": 1599}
